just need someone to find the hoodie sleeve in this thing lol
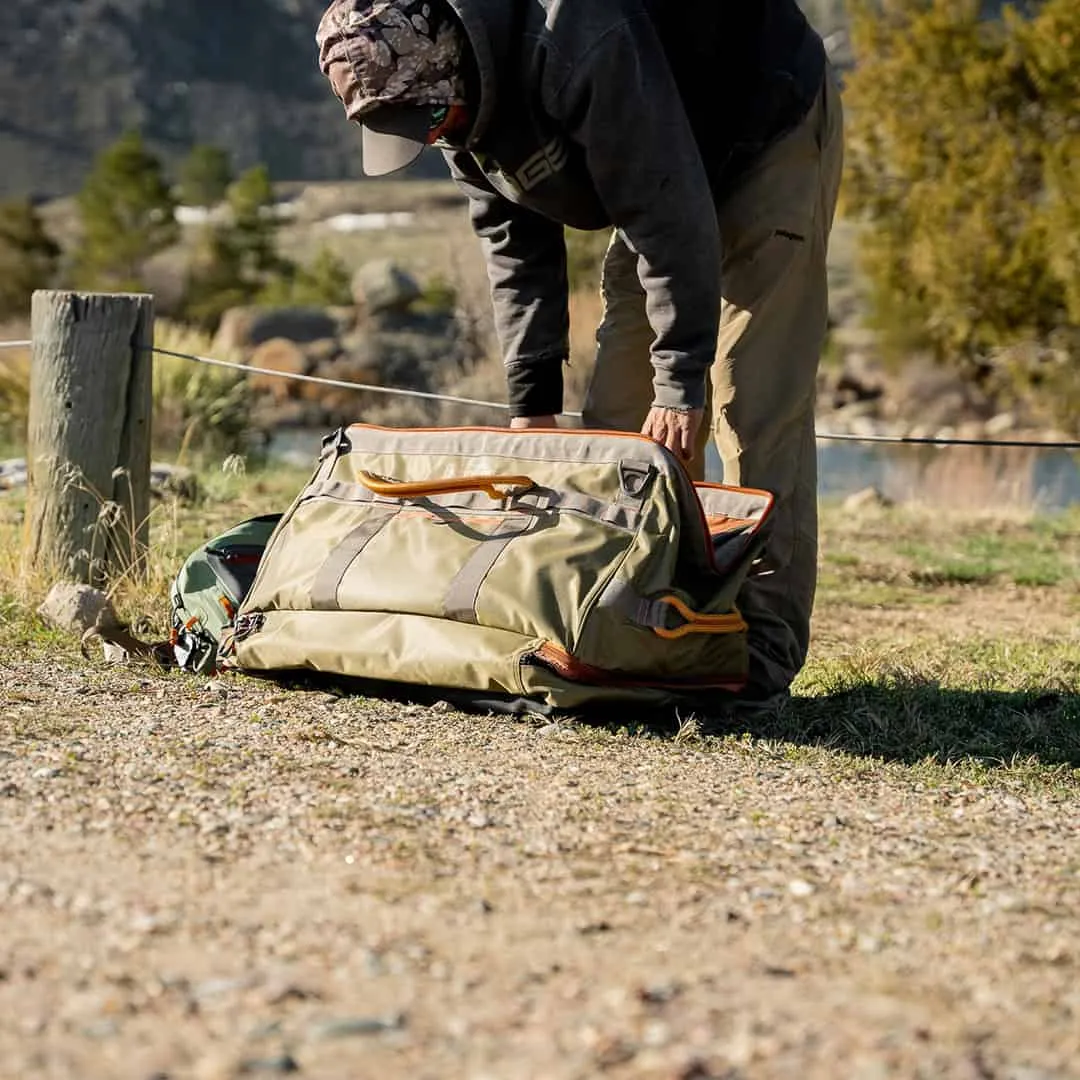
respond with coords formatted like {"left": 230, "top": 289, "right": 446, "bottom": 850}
{"left": 555, "top": 15, "right": 721, "bottom": 411}
{"left": 444, "top": 150, "right": 568, "bottom": 418}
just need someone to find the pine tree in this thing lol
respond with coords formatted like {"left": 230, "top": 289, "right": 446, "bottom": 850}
{"left": 73, "top": 131, "right": 179, "bottom": 291}
{"left": 177, "top": 144, "right": 234, "bottom": 209}
{"left": 0, "top": 200, "right": 61, "bottom": 319}
{"left": 179, "top": 165, "right": 296, "bottom": 329}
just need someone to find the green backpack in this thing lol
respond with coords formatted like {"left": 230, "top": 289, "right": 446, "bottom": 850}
{"left": 170, "top": 513, "right": 282, "bottom": 673}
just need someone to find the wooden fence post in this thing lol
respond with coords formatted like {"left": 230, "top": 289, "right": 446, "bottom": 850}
{"left": 25, "top": 290, "right": 154, "bottom": 586}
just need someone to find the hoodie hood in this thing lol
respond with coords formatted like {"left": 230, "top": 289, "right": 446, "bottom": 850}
{"left": 441, "top": 0, "right": 519, "bottom": 146}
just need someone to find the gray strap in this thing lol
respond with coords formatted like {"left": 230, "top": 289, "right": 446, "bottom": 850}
{"left": 310, "top": 508, "right": 397, "bottom": 611}
{"left": 617, "top": 460, "right": 656, "bottom": 508}
{"left": 441, "top": 513, "right": 537, "bottom": 625}
{"left": 595, "top": 579, "right": 670, "bottom": 629}
{"left": 554, "top": 492, "right": 639, "bottom": 531}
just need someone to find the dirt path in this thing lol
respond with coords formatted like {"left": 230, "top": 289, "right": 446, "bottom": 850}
{"left": 3, "top": 588, "right": 1079, "bottom": 1080}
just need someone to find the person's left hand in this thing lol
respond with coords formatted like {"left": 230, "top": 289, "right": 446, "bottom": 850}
{"left": 641, "top": 406, "right": 703, "bottom": 462}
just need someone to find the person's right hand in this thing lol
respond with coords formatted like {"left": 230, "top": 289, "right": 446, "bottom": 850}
{"left": 509, "top": 415, "right": 558, "bottom": 430}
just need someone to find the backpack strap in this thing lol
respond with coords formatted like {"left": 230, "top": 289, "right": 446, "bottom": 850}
{"left": 80, "top": 609, "right": 175, "bottom": 667}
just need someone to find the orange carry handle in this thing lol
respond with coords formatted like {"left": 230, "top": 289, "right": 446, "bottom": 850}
{"left": 357, "top": 470, "right": 535, "bottom": 501}
{"left": 651, "top": 594, "right": 747, "bottom": 640}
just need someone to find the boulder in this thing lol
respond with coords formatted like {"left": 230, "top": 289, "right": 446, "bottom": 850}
{"left": 38, "top": 583, "right": 116, "bottom": 636}
{"left": 351, "top": 260, "right": 421, "bottom": 314}
{"left": 312, "top": 357, "right": 385, "bottom": 416}
{"left": 212, "top": 307, "right": 257, "bottom": 355}
{"left": 213, "top": 306, "right": 340, "bottom": 353}
{"left": 247, "top": 338, "right": 310, "bottom": 403}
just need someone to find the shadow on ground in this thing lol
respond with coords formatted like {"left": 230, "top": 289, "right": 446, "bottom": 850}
{"left": 256, "top": 670, "right": 1080, "bottom": 769}
{"left": 693, "top": 684, "right": 1080, "bottom": 768}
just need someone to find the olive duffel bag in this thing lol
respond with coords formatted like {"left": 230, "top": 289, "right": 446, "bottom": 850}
{"left": 230, "top": 424, "right": 774, "bottom": 712}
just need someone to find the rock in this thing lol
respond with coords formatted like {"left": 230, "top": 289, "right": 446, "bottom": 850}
{"left": 150, "top": 463, "right": 200, "bottom": 503}
{"left": 308, "top": 360, "right": 384, "bottom": 414}
{"left": 246, "top": 307, "right": 341, "bottom": 348}
{"left": 842, "top": 486, "right": 893, "bottom": 512}
{"left": 236, "top": 1056, "right": 300, "bottom": 1075}
{"left": 0, "top": 458, "right": 27, "bottom": 491}
{"left": 833, "top": 351, "right": 886, "bottom": 406}
{"left": 308, "top": 1013, "right": 406, "bottom": 1040}
{"left": 247, "top": 339, "right": 310, "bottom": 403}
{"left": 302, "top": 337, "right": 343, "bottom": 368}
{"left": 212, "top": 307, "right": 257, "bottom": 355}
{"left": 38, "top": 583, "right": 117, "bottom": 636}
{"left": 297, "top": 355, "right": 381, "bottom": 407}
{"left": 985, "top": 411, "right": 1017, "bottom": 436}
{"left": 351, "top": 260, "right": 421, "bottom": 314}
{"left": 213, "top": 306, "right": 341, "bottom": 354}
{"left": 325, "top": 305, "right": 359, "bottom": 335}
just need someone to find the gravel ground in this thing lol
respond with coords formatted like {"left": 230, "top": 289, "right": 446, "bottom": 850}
{"left": 2, "top": 585, "right": 1079, "bottom": 1080}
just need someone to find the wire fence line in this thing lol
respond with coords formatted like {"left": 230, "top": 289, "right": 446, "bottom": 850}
{"left": 151, "top": 346, "right": 543, "bottom": 416}
{"left": 4, "top": 337, "right": 1080, "bottom": 450}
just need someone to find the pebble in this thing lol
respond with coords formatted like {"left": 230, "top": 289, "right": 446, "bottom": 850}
{"left": 308, "top": 1013, "right": 406, "bottom": 1040}
{"left": 788, "top": 879, "right": 816, "bottom": 898}
{"left": 33, "top": 767, "right": 62, "bottom": 780}
{"left": 237, "top": 1056, "right": 300, "bottom": 1075}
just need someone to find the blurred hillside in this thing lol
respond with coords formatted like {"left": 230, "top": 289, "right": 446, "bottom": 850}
{"left": 0, "top": 0, "right": 849, "bottom": 199}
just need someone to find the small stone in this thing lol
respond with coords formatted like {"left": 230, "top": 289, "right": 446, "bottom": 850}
{"left": 466, "top": 813, "right": 493, "bottom": 829}
{"left": 577, "top": 920, "right": 613, "bottom": 936}
{"left": 33, "top": 767, "right": 62, "bottom": 780}
{"left": 237, "top": 1055, "right": 300, "bottom": 1075}
{"left": 82, "top": 1019, "right": 120, "bottom": 1038}
{"left": 788, "top": 879, "right": 816, "bottom": 898}
{"left": 842, "top": 486, "right": 893, "bottom": 512}
{"left": 262, "top": 981, "right": 319, "bottom": 1006}
{"left": 308, "top": 1014, "right": 406, "bottom": 1040}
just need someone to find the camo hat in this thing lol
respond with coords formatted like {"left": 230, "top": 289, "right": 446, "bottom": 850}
{"left": 317, "top": 0, "right": 468, "bottom": 176}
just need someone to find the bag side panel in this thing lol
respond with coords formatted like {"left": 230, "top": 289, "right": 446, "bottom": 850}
{"left": 235, "top": 609, "right": 541, "bottom": 699}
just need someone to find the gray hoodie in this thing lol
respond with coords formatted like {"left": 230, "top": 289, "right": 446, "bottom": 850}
{"left": 441, "top": 0, "right": 825, "bottom": 417}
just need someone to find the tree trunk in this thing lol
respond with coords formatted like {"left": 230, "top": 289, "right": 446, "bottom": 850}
{"left": 25, "top": 290, "right": 154, "bottom": 586}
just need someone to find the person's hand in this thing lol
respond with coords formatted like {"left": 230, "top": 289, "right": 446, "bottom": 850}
{"left": 641, "top": 406, "right": 703, "bottom": 462}
{"left": 509, "top": 415, "right": 558, "bottom": 430}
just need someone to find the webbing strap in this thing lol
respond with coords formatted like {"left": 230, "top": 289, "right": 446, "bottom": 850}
{"left": 596, "top": 579, "right": 668, "bottom": 629}
{"left": 441, "top": 512, "right": 538, "bottom": 625}
{"left": 310, "top": 508, "right": 398, "bottom": 611}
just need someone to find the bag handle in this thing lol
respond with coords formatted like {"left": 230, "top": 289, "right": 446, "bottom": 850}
{"left": 651, "top": 594, "right": 747, "bottom": 639}
{"left": 357, "top": 470, "right": 535, "bottom": 501}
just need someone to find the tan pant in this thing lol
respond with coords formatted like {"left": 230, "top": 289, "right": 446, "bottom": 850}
{"left": 583, "top": 66, "right": 845, "bottom": 696}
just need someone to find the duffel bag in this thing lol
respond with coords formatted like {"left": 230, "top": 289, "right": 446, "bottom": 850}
{"left": 231, "top": 424, "right": 774, "bottom": 711}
